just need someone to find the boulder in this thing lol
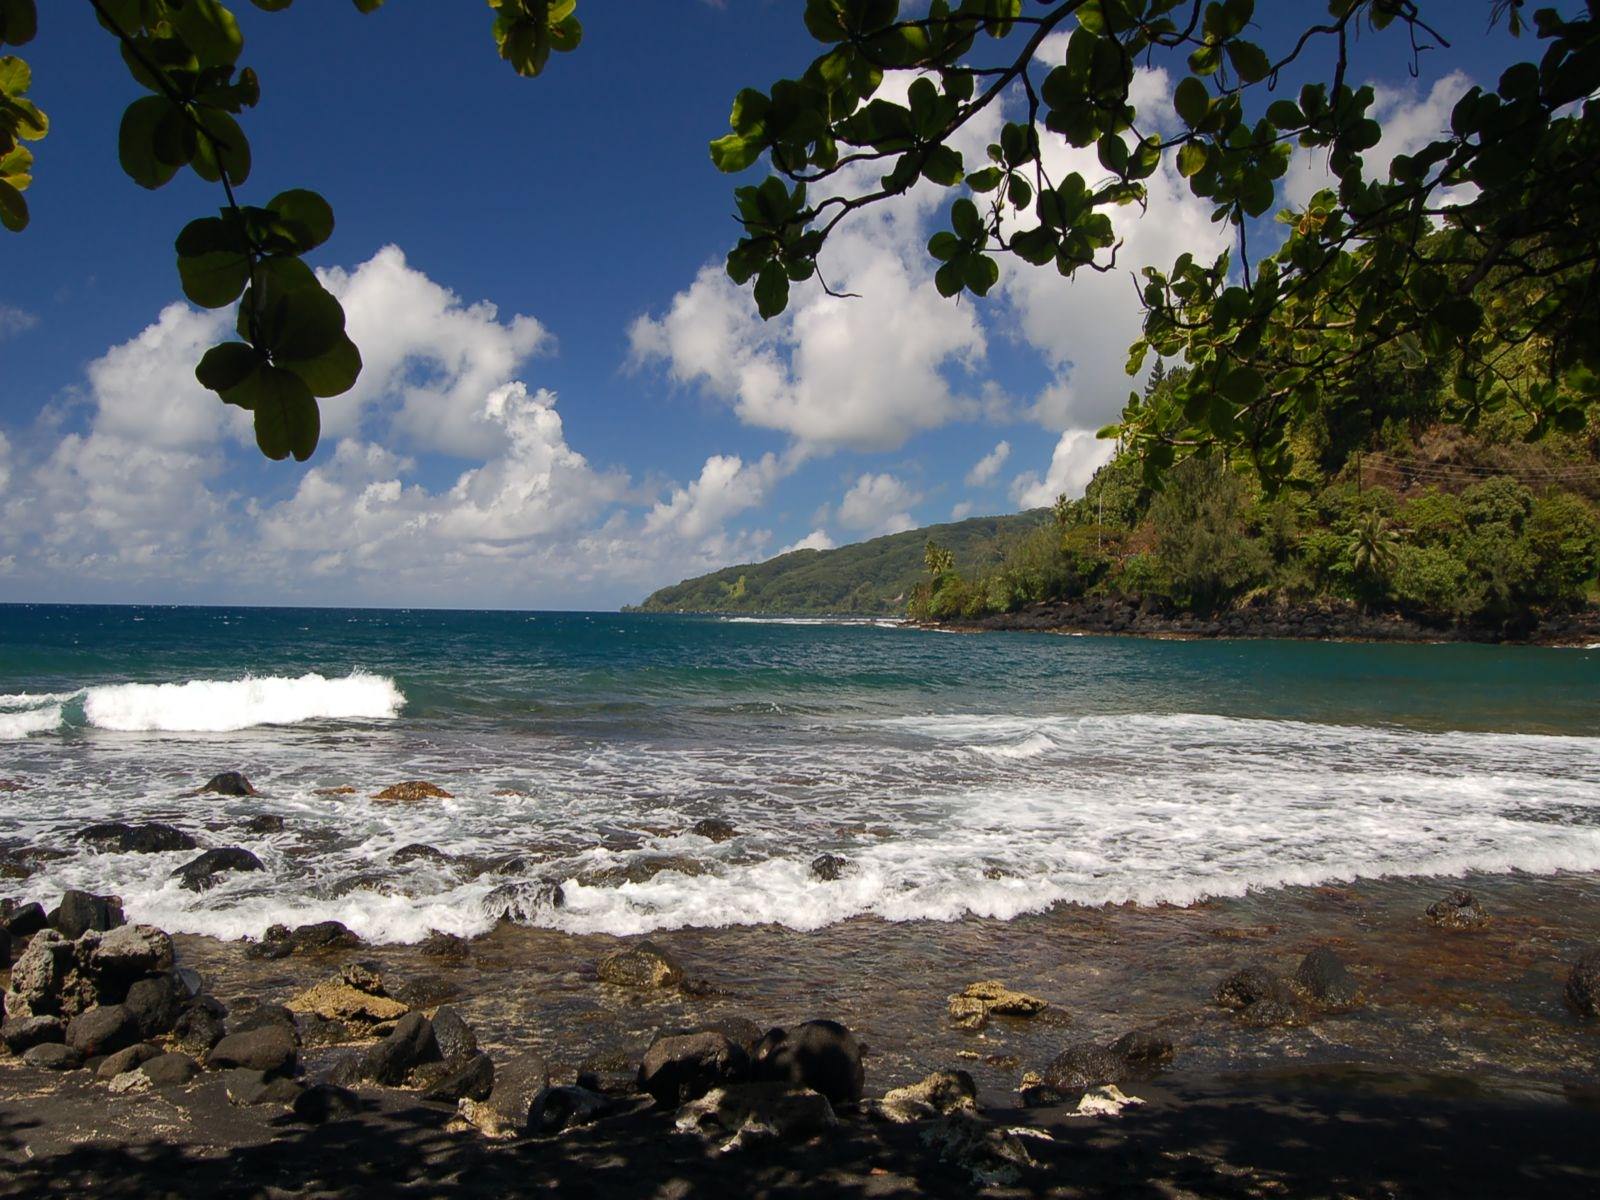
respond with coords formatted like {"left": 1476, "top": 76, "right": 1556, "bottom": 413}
{"left": 418, "top": 1052, "right": 495, "bottom": 1104}
{"left": 171, "top": 1001, "right": 227, "bottom": 1055}
{"left": 292, "top": 1083, "right": 362, "bottom": 1124}
{"left": 286, "top": 979, "right": 408, "bottom": 1032}
{"left": 224, "top": 1001, "right": 299, "bottom": 1040}
{"left": 170, "top": 847, "right": 264, "bottom": 892}
{"left": 224, "top": 1069, "right": 303, "bottom": 1107}
{"left": 576, "top": 1049, "right": 643, "bottom": 1096}
{"left": 244, "top": 814, "right": 285, "bottom": 834}
{"left": 1213, "top": 965, "right": 1306, "bottom": 1026}
{"left": 675, "top": 1083, "right": 837, "bottom": 1153}
{"left": 431, "top": 1006, "right": 477, "bottom": 1061}
{"left": 200, "top": 772, "right": 257, "bottom": 796}
{"left": 1296, "top": 947, "right": 1361, "bottom": 1007}
{"left": 89, "top": 923, "right": 175, "bottom": 984}
{"left": 457, "top": 1052, "right": 550, "bottom": 1139}
{"left": 1426, "top": 889, "right": 1489, "bottom": 930}
{"left": 1108, "top": 1029, "right": 1175, "bottom": 1075}
{"left": 638, "top": 1030, "right": 750, "bottom": 1108}
{"left": 247, "top": 920, "right": 361, "bottom": 960}
{"left": 1566, "top": 951, "right": 1600, "bottom": 1020}
{"left": 6, "top": 928, "right": 78, "bottom": 1017}
{"left": 689, "top": 818, "right": 737, "bottom": 843}
{"left": 596, "top": 940, "right": 684, "bottom": 989}
{"left": 139, "top": 1052, "right": 199, "bottom": 1088}
{"left": 752, "top": 1020, "right": 864, "bottom": 1108}
{"left": 391, "top": 843, "right": 449, "bottom": 866}
{"left": 482, "top": 881, "right": 565, "bottom": 923}
{"left": 1040, "top": 1042, "right": 1126, "bottom": 1093}
{"left": 96, "top": 1042, "right": 160, "bottom": 1081}
{"left": 207, "top": 1025, "right": 298, "bottom": 1078}
{"left": 420, "top": 932, "right": 470, "bottom": 960}
{"left": 3, "top": 901, "right": 47, "bottom": 938}
{"left": 51, "top": 890, "right": 125, "bottom": 939}
{"left": 373, "top": 781, "right": 453, "bottom": 802}
{"left": 66, "top": 1004, "right": 140, "bottom": 1057}
{"left": 22, "top": 1042, "right": 83, "bottom": 1072}
{"left": 74, "top": 822, "right": 197, "bottom": 854}
{"left": 2, "top": 1014, "right": 66, "bottom": 1053}
{"left": 810, "top": 854, "right": 848, "bottom": 882}
{"left": 531, "top": 1085, "right": 614, "bottom": 1134}
{"left": 358, "top": 1011, "right": 440, "bottom": 1085}
{"left": 124, "top": 975, "right": 186, "bottom": 1039}
{"left": 921, "top": 1111, "right": 1037, "bottom": 1188}
{"left": 875, "top": 1069, "right": 978, "bottom": 1123}
{"left": 949, "top": 980, "right": 1050, "bottom": 1030}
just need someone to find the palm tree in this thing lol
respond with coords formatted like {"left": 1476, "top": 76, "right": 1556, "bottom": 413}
{"left": 924, "top": 540, "right": 955, "bottom": 579}
{"left": 1350, "top": 511, "right": 1399, "bottom": 585}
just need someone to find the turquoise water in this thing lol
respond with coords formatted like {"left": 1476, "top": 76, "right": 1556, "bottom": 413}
{"left": 2, "top": 605, "right": 1598, "bottom": 942}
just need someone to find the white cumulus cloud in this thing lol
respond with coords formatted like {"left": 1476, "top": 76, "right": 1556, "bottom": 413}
{"left": 1011, "top": 430, "right": 1115, "bottom": 509}
{"left": 838, "top": 472, "right": 921, "bottom": 536}
{"left": 965, "top": 440, "right": 1011, "bottom": 487}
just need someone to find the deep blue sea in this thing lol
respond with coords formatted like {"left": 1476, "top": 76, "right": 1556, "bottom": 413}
{"left": 2, "top": 605, "right": 1598, "bottom": 943}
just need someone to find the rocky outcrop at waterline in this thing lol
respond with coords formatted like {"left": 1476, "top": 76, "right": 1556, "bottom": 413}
{"left": 921, "top": 594, "right": 1600, "bottom": 645}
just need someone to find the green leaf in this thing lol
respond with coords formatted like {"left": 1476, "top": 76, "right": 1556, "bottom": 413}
{"left": 249, "top": 366, "right": 320, "bottom": 461}
{"left": 118, "top": 96, "right": 183, "bottom": 189}
{"left": 753, "top": 261, "right": 789, "bottom": 319}
{"left": 268, "top": 189, "right": 335, "bottom": 251}
{"left": 169, "top": 0, "right": 244, "bottom": 68}
{"left": 0, "top": 0, "right": 38, "bottom": 45}
{"left": 1176, "top": 140, "right": 1208, "bottom": 178}
{"left": 921, "top": 144, "right": 963, "bottom": 186}
{"left": 0, "top": 175, "right": 26, "bottom": 231}
{"left": 178, "top": 249, "right": 251, "bottom": 308}
{"left": 1226, "top": 41, "right": 1270, "bottom": 84}
{"left": 966, "top": 166, "right": 1003, "bottom": 193}
{"left": 1174, "top": 76, "right": 1210, "bottom": 128}
{"left": 934, "top": 260, "right": 963, "bottom": 298}
{"left": 191, "top": 109, "right": 251, "bottom": 185}
{"left": 961, "top": 252, "right": 999, "bottom": 296}
{"left": 950, "top": 197, "right": 982, "bottom": 240}
{"left": 196, "top": 341, "right": 264, "bottom": 393}
{"left": 279, "top": 330, "right": 362, "bottom": 398}
{"left": 710, "top": 133, "right": 762, "bottom": 173}
{"left": 266, "top": 282, "right": 346, "bottom": 360}
{"left": 1220, "top": 366, "right": 1264, "bottom": 403}
{"left": 0, "top": 53, "right": 27, "bottom": 93}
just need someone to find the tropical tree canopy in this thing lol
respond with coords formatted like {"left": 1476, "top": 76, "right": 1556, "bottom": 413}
{"left": 4, "top": 1, "right": 1597, "bottom": 486}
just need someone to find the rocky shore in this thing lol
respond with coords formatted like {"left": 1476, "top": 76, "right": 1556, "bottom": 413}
{"left": 921, "top": 594, "right": 1600, "bottom": 645}
{"left": 5, "top": 864, "right": 1600, "bottom": 1197}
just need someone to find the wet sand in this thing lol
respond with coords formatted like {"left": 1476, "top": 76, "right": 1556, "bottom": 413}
{"left": 4, "top": 870, "right": 1600, "bottom": 1197}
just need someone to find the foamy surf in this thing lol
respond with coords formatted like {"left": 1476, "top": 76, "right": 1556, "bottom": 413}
{"left": 0, "top": 671, "right": 403, "bottom": 736}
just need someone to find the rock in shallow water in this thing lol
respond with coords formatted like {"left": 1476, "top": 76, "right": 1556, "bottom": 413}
{"left": 596, "top": 941, "right": 684, "bottom": 989}
{"left": 373, "top": 781, "right": 453, "bottom": 802}
{"left": 359, "top": 1012, "right": 439, "bottom": 1085}
{"left": 1295, "top": 947, "right": 1362, "bottom": 1007}
{"left": 948, "top": 980, "right": 1050, "bottom": 1030}
{"left": 875, "top": 1069, "right": 978, "bottom": 1123}
{"left": 74, "top": 822, "right": 197, "bottom": 854}
{"left": 810, "top": 853, "right": 849, "bottom": 882}
{"left": 170, "top": 848, "right": 264, "bottom": 892}
{"left": 1566, "top": 951, "right": 1600, "bottom": 1019}
{"left": 688, "top": 817, "right": 737, "bottom": 843}
{"left": 199, "top": 772, "right": 256, "bottom": 796}
{"left": 1427, "top": 889, "right": 1489, "bottom": 930}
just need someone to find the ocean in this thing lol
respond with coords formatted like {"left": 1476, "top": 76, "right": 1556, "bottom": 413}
{"left": 2, "top": 604, "right": 1598, "bottom": 945}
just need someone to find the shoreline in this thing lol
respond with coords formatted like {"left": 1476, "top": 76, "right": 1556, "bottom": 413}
{"left": 913, "top": 594, "right": 1600, "bottom": 646}
{"left": 5, "top": 869, "right": 1600, "bottom": 1195}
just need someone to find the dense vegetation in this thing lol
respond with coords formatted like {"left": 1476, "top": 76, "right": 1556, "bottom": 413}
{"left": 630, "top": 511, "right": 1046, "bottom": 615}
{"left": 910, "top": 363, "right": 1600, "bottom": 630}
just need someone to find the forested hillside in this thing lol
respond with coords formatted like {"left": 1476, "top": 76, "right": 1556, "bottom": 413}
{"left": 630, "top": 511, "right": 1046, "bottom": 615}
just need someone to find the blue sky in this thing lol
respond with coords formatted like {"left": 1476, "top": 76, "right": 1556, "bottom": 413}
{"left": 0, "top": 2, "right": 1533, "bottom": 608}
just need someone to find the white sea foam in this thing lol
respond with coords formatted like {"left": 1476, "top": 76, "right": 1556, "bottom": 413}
{"left": 4, "top": 707, "right": 1598, "bottom": 942}
{"left": 0, "top": 704, "right": 64, "bottom": 739}
{"left": 76, "top": 671, "right": 404, "bottom": 732}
